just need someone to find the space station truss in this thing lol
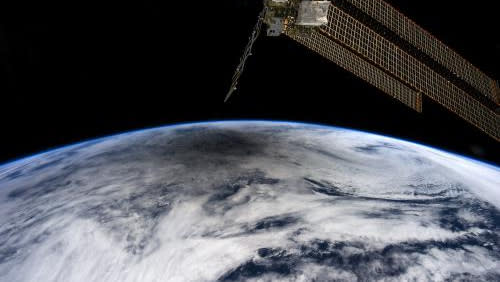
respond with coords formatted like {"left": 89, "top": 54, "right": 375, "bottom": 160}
{"left": 262, "top": 0, "right": 500, "bottom": 140}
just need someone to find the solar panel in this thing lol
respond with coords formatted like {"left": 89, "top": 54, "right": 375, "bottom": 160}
{"left": 227, "top": 0, "right": 500, "bottom": 140}
{"left": 343, "top": 0, "right": 500, "bottom": 104}
{"left": 287, "top": 30, "right": 423, "bottom": 112}
{"left": 286, "top": 3, "right": 499, "bottom": 140}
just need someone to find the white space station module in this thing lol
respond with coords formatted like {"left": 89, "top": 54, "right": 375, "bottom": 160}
{"left": 226, "top": 0, "right": 500, "bottom": 141}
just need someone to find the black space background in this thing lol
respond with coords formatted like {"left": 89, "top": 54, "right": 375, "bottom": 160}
{"left": 1, "top": 0, "right": 499, "bottom": 165}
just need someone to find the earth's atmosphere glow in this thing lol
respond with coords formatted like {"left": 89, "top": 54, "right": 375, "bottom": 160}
{"left": 0, "top": 121, "right": 499, "bottom": 281}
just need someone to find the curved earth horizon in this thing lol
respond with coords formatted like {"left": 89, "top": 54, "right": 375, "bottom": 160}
{"left": 0, "top": 121, "right": 499, "bottom": 281}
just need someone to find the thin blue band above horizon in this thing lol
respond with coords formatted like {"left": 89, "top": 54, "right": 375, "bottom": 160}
{"left": 1, "top": 120, "right": 498, "bottom": 169}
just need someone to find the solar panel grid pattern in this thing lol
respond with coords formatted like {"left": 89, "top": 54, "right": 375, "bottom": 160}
{"left": 345, "top": 0, "right": 498, "bottom": 103}
{"left": 288, "top": 4, "right": 499, "bottom": 139}
{"left": 317, "top": 5, "right": 499, "bottom": 139}
{"left": 286, "top": 30, "right": 423, "bottom": 112}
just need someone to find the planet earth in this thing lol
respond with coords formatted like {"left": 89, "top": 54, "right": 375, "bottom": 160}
{"left": 0, "top": 121, "right": 499, "bottom": 282}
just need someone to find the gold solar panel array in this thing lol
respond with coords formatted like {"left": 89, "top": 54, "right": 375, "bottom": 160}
{"left": 285, "top": 4, "right": 499, "bottom": 140}
{"left": 345, "top": 0, "right": 500, "bottom": 104}
{"left": 286, "top": 30, "right": 422, "bottom": 112}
